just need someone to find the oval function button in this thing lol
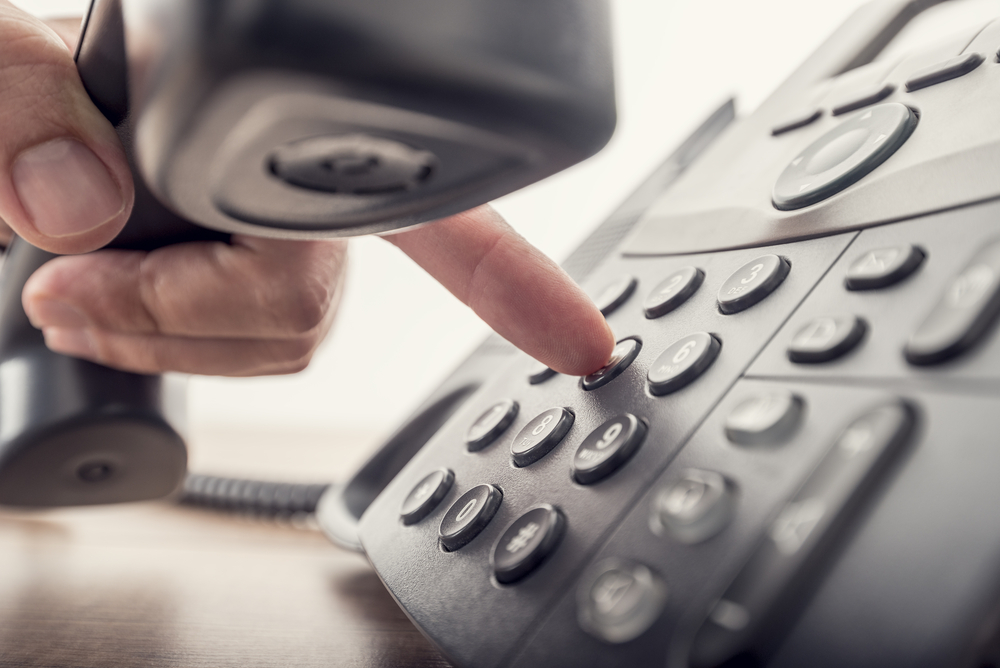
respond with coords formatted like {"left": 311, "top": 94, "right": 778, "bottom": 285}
{"left": 592, "top": 275, "right": 638, "bottom": 316}
{"left": 906, "top": 240, "right": 1000, "bottom": 365}
{"left": 577, "top": 558, "right": 668, "bottom": 644}
{"left": 905, "top": 52, "right": 984, "bottom": 92}
{"left": 466, "top": 400, "right": 519, "bottom": 452}
{"left": 582, "top": 338, "right": 642, "bottom": 391}
{"left": 772, "top": 102, "right": 917, "bottom": 211}
{"left": 511, "top": 407, "right": 575, "bottom": 467}
{"left": 689, "top": 401, "right": 915, "bottom": 668}
{"left": 771, "top": 109, "right": 821, "bottom": 136}
{"left": 647, "top": 332, "right": 721, "bottom": 396}
{"left": 831, "top": 83, "right": 894, "bottom": 116}
{"left": 573, "top": 414, "right": 647, "bottom": 485}
{"left": 644, "top": 267, "right": 704, "bottom": 319}
{"left": 400, "top": 468, "right": 455, "bottom": 526}
{"left": 491, "top": 504, "right": 565, "bottom": 584}
{"left": 845, "top": 244, "right": 925, "bottom": 290}
{"left": 725, "top": 390, "right": 803, "bottom": 446}
{"left": 717, "top": 255, "right": 790, "bottom": 315}
{"left": 651, "top": 469, "right": 735, "bottom": 544}
{"left": 527, "top": 360, "right": 557, "bottom": 385}
{"left": 787, "top": 315, "right": 866, "bottom": 363}
{"left": 438, "top": 484, "right": 503, "bottom": 552}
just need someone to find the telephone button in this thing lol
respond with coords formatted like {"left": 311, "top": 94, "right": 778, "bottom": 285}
{"left": 491, "top": 504, "right": 565, "bottom": 584}
{"left": 572, "top": 414, "right": 647, "bottom": 484}
{"left": 725, "top": 390, "right": 804, "bottom": 445}
{"left": 593, "top": 275, "right": 637, "bottom": 316}
{"left": 439, "top": 484, "right": 503, "bottom": 552}
{"left": 577, "top": 559, "right": 668, "bottom": 644}
{"left": 466, "top": 399, "right": 518, "bottom": 452}
{"left": 528, "top": 361, "right": 557, "bottom": 385}
{"left": 511, "top": 407, "right": 575, "bottom": 467}
{"left": 787, "top": 315, "right": 866, "bottom": 363}
{"left": 644, "top": 267, "right": 704, "bottom": 319}
{"left": 771, "top": 109, "right": 821, "bottom": 136}
{"left": 648, "top": 333, "right": 721, "bottom": 396}
{"left": 831, "top": 83, "right": 895, "bottom": 116}
{"left": 652, "top": 469, "right": 734, "bottom": 544}
{"left": 717, "top": 255, "right": 790, "bottom": 314}
{"left": 400, "top": 468, "right": 454, "bottom": 525}
{"left": 845, "top": 244, "right": 925, "bottom": 290}
{"left": 772, "top": 102, "right": 916, "bottom": 211}
{"left": 582, "top": 338, "right": 641, "bottom": 391}
{"left": 906, "top": 240, "right": 1000, "bottom": 365}
{"left": 905, "top": 52, "right": 984, "bottom": 92}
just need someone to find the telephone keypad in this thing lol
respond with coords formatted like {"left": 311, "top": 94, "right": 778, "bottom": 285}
{"left": 511, "top": 407, "right": 575, "bottom": 467}
{"left": 439, "top": 483, "right": 502, "bottom": 552}
{"left": 466, "top": 399, "right": 518, "bottom": 452}
{"left": 572, "top": 414, "right": 647, "bottom": 485}
{"left": 717, "top": 255, "right": 790, "bottom": 314}
{"left": 491, "top": 504, "right": 565, "bottom": 584}
{"left": 787, "top": 315, "right": 866, "bottom": 363}
{"left": 647, "top": 332, "right": 721, "bottom": 396}
{"left": 581, "top": 338, "right": 641, "bottom": 391}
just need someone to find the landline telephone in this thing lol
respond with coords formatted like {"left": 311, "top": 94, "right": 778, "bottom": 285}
{"left": 3, "top": 0, "right": 1000, "bottom": 667}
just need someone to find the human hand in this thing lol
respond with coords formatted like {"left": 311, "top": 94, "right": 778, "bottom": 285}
{"left": 3, "top": 5, "right": 614, "bottom": 377}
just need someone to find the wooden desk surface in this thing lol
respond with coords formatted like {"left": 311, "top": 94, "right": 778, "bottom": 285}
{"left": 0, "top": 427, "right": 452, "bottom": 668}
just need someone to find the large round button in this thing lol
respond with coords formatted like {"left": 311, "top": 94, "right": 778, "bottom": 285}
{"left": 718, "top": 255, "right": 790, "bottom": 315}
{"left": 772, "top": 102, "right": 917, "bottom": 211}
{"left": 491, "top": 504, "right": 565, "bottom": 584}
{"left": 581, "top": 338, "right": 641, "bottom": 391}
{"left": 439, "top": 484, "right": 503, "bottom": 552}
{"left": 466, "top": 399, "right": 519, "bottom": 452}
{"left": 400, "top": 468, "right": 454, "bottom": 525}
{"left": 644, "top": 267, "right": 703, "bottom": 319}
{"left": 577, "top": 559, "right": 668, "bottom": 644}
{"left": 651, "top": 469, "right": 734, "bottom": 544}
{"left": 511, "top": 407, "right": 575, "bottom": 467}
{"left": 573, "top": 414, "right": 647, "bottom": 484}
{"left": 647, "top": 333, "right": 721, "bottom": 396}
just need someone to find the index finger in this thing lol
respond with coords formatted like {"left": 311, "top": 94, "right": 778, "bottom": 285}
{"left": 384, "top": 205, "right": 614, "bottom": 376}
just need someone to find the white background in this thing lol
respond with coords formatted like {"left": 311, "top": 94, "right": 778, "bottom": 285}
{"left": 16, "top": 0, "right": 976, "bottom": 475}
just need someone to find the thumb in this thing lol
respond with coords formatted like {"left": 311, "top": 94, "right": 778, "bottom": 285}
{"left": 0, "top": 3, "right": 132, "bottom": 254}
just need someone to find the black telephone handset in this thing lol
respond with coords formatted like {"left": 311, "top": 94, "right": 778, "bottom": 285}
{"left": 314, "top": 0, "right": 1000, "bottom": 666}
{"left": 0, "top": 0, "right": 615, "bottom": 506}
